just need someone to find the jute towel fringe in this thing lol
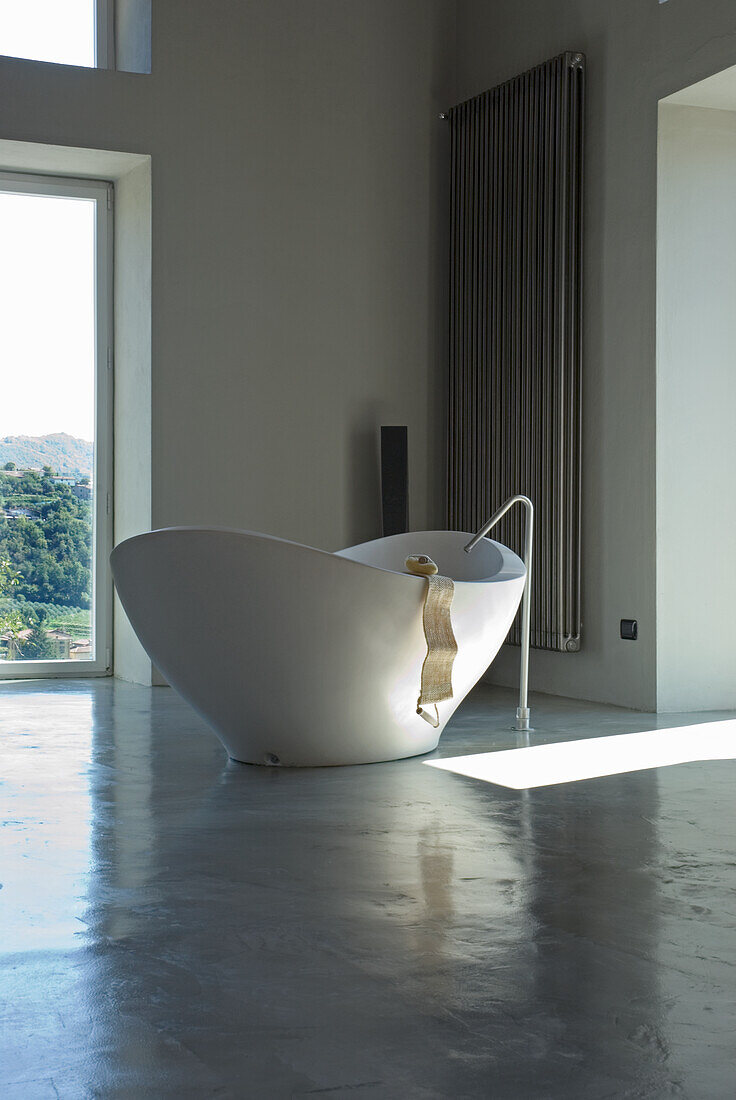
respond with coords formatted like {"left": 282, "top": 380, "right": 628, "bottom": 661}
{"left": 416, "top": 574, "right": 458, "bottom": 728}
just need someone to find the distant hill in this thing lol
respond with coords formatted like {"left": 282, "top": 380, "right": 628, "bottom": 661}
{"left": 0, "top": 434, "right": 93, "bottom": 480}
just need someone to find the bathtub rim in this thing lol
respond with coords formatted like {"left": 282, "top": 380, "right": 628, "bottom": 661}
{"left": 111, "top": 525, "right": 525, "bottom": 588}
{"left": 336, "top": 530, "right": 525, "bottom": 585}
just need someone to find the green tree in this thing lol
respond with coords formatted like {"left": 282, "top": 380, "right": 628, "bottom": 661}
{"left": 0, "top": 477, "right": 92, "bottom": 610}
{"left": 3, "top": 462, "right": 15, "bottom": 471}
{"left": 0, "top": 557, "right": 27, "bottom": 657}
{"left": 17, "top": 609, "right": 54, "bottom": 660}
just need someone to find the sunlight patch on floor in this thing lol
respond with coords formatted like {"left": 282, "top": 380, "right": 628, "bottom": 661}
{"left": 425, "top": 720, "right": 736, "bottom": 789}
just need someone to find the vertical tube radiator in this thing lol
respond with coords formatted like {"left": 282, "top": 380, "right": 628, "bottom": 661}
{"left": 448, "top": 52, "right": 585, "bottom": 652}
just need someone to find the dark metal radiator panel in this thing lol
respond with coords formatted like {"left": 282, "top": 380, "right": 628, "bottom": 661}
{"left": 448, "top": 52, "right": 584, "bottom": 652}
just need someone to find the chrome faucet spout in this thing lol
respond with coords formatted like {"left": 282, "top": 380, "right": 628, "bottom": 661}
{"left": 464, "top": 495, "right": 534, "bottom": 732}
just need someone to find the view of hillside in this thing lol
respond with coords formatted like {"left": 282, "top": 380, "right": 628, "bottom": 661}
{"left": 0, "top": 456, "right": 93, "bottom": 662}
{"left": 0, "top": 433, "right": 93, "bottom": 480}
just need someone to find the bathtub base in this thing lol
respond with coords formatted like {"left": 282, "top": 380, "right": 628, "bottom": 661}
{"left": 230, "top": 738, "right": 441, "bottom": 768}
{"left": 217, "top": 714, "right": 444, "bottom": 768}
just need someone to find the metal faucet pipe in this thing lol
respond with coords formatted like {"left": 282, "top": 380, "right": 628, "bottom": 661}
{"left": 464, "top": 495, "right": 534, "bottom": 732}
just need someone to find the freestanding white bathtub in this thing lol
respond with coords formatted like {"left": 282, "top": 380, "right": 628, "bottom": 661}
{"left": 111, "top": 528, "right": 525, "bottom": 766}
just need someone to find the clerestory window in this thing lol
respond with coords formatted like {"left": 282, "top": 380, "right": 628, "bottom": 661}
{"left": 0, "top": 0, "right": 111, "bottom": 68}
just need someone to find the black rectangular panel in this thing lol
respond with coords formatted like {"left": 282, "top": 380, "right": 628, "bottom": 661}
{"left": 381, "top": 426, "right": 408, "bottom": 536}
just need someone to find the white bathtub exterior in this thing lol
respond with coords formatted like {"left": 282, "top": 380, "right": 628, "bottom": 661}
{"left": 110, "top": 528, "right": 526, "bottom": 766}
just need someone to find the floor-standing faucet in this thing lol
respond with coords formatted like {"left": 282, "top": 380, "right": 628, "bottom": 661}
{"left": 464, "top": 495, "right": 534, "bottom": 732}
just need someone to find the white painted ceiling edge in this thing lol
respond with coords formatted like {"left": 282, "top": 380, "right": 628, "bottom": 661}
{"left": 662, "top": 63, "right": 736, "bottom": 111}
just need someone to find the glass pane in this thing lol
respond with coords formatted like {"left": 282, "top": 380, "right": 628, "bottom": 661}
{"left": 0, "top": 189, "right": 96, "bottom": 663}
{"left": 0, "top": 0, "right": 95, "bottom": 68}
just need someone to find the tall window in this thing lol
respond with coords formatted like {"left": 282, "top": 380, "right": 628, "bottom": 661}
{"left": 0, "top": 1, "right": 110, "bottom": 68}
{"left": 0, "top": 173, "right": 112, "bottom": 677}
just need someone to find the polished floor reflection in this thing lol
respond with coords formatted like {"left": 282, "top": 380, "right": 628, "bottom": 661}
{"left": 1, "top": 680, "right": 735, "bottom": 1098}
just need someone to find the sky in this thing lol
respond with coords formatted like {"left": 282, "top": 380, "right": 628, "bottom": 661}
{"left": 0, "top": 190, "right": 96, "bottom": 443}
{"left": 0, "top": 4, "right": 97, "bottom": 442}
{"left": 0, "top": 0, "right": 95, "bottom": 67}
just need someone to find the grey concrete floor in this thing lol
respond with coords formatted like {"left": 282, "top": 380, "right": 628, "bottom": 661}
{"left": 1, "top": 679, "right": 735, "bottom": 1099}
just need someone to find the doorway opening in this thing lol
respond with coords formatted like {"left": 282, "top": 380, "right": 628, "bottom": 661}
{"left": 657, "top": 69, "right": 736, "bottom": 711}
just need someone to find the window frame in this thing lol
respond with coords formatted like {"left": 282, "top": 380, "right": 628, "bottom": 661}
{"left": 0, "top": 171, "right": 114, "bottom": 679}
{"left": 95, "top": 0, "right": 114, "bottom": 69}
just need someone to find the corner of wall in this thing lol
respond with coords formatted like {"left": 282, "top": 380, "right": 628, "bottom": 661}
{"left": 113, "top": 157, "right": 153, "bottom": 685}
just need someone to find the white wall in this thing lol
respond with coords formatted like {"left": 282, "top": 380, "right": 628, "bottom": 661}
{"left": 144, "top": 2, "right": 453, "bottom": 552}
{"left": 455, "top": 0, "right": 736, "bottom": 710}
{"left": 4, "top": 1, "right": 736, "bottom": 704}
{"left": 114, "top": 159, "right": 153, "bottom": 684}
{"left": 0, "top": 1, "right": 454, "bottom": 682}
{"left": 657, "top": 104, "right": 736, "bottom": 711}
